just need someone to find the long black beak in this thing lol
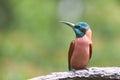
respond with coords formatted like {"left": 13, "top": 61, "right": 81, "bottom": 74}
{"left": 60, "top": 21, "right": 75, "bottom": 28}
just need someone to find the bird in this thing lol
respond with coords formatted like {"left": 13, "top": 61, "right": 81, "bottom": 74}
{"left": 61, "top": 21, "right": 92, "bottom": 71}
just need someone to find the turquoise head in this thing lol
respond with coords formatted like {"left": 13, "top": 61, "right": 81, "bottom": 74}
{"left": 61, "top": 21, "right": 89, "bottom": 37}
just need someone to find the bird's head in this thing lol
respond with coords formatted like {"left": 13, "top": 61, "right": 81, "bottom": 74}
{"left": 61, "top": 21, "right": 89, "bottom": 37}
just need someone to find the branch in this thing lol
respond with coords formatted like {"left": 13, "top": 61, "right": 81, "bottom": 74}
{"left": 29, "top": 67, "right": 120, "bottom": 80}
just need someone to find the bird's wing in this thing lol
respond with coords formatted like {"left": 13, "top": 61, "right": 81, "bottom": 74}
{"left": 89, "top": 43, "right": 92, "bottom": 59}
{"left": 68, "top": 40, "right": 75, "bottom": 71}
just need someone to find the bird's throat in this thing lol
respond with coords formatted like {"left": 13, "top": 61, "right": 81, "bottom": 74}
{"left": 74, "top": 29, "right": 84, "bottom": 37}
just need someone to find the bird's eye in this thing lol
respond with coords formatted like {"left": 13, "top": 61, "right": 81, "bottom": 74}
{"left": 75, "top": 26, "right": 80, "bottom": 28}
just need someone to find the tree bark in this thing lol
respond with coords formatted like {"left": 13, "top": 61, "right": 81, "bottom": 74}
{"left": 29, "top": 67, "right": 120, "bottom": 80}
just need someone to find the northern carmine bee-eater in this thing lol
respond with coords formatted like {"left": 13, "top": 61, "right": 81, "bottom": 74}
{"left": 61, "top": 21, "right": 92, "bottom": 71}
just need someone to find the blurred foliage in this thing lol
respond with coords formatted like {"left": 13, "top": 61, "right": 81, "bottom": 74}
{"left": 0, "top": 0, "right": 120, "bottom": 80}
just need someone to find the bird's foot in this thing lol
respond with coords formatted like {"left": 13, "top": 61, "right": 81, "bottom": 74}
{"left": 69, "top": 68, "right": 76, "bottom": 72}
{"left": 69, "top": 68, "right": 77, "bottom": 75}
{"left": 82, "top": 67, "right": 89, "bottom": 71}
{"left": 69, "top": 68, "right": 89, "bottom": 76}
{"left": 69, "top": 68, "right": 83, "bottom": 75}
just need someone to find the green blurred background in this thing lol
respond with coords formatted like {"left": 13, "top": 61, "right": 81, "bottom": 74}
{"left": 0, "top": 0, "right": 120, "bottom": 80}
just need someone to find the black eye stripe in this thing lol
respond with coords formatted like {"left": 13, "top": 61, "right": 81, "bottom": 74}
{"left": 75, "top": 26, "right": 83, "bottom": 30}
{"left": 75, "top": 26, "right": 80, "bottom": 28}
{"left": 75, "top": 26, "right": 87, "bottom": 33}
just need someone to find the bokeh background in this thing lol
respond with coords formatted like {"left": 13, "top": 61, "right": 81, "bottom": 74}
{"left": 0, "top": 0, "right": 120, "bottom": 80}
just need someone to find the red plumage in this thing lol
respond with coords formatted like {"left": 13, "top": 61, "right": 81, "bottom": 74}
{"left": 68, "top": 29, "right": 92, "bottom": 70}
